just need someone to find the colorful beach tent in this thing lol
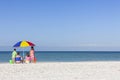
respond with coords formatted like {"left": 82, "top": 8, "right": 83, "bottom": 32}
{"left": 13, "top": 41, "right": 35, "bottom": 47}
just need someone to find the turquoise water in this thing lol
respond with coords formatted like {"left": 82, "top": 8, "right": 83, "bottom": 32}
{"left": 1, "top": 51, "right": 120, "bottom": 63}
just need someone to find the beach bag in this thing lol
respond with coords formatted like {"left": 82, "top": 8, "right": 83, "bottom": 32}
{"left": 34, "top": 57, "right": 37, "bottom": 63}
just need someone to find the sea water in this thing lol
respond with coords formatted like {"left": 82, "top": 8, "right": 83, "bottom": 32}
{"left": 0, "top": 51, "right": 120, "bottom": 63}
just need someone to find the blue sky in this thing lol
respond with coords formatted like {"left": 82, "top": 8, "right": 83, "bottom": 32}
{"left": 0, "top": 0, "right": 120, "bottom": 51}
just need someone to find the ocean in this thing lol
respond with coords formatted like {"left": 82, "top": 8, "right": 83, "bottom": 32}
{"left": 1, "top": 51, "right": 120, "bottom": 63}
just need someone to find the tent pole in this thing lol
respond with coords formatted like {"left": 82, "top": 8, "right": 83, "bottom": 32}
{"left": 23, "top": 50, "right": 24, "bottom": 63}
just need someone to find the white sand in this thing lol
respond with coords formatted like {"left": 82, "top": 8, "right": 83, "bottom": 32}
{"left": 0, "top": 62, "right": 120, "bottom": 80}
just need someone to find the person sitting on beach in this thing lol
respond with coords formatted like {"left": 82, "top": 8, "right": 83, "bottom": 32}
{"left": 15, "top": 52, "right": 22, "bottom": 64}
{"left": 25, "top": 53, "right": 31, "bottom": 64}
{"left": 12, "top": 49, "right": 17, "bottom": 63}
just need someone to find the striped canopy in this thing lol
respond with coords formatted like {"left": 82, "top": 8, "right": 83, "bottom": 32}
{"left": 13, "top": 41, "right": 35, "bottom": 47}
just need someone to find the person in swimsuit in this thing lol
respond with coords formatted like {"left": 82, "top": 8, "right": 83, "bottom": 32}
{"left": 12, "top": 49, "right": 17, "bottom": 64}
{"left": 15, "top": 52, "right": 22, "bottom": 64}
{"left": 25, "top": 53, "right": 31, "bottom": 64}
{"left": 29, "top": 46, "right": 35, "bottom": 63}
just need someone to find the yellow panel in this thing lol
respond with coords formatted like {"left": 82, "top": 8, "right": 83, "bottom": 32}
{"left": 20, "top": 41, "right": 29, "bottom": 47}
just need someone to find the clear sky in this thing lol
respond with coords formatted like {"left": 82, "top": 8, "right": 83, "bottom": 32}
{"left": 0, "top": 0, "right": 120, "bottom": 51}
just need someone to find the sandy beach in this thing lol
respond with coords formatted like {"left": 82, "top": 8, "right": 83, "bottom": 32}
{"left": 0, "top": 62, "right": 120, "bottom": 80}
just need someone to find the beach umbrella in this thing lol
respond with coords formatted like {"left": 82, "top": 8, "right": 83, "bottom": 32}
{"left": 13, "top": 40, "right": 35, "bottom": 58}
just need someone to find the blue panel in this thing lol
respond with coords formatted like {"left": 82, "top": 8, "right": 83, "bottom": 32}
{"left": 13, "top": 41, "right": 22, "bottom": 47}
